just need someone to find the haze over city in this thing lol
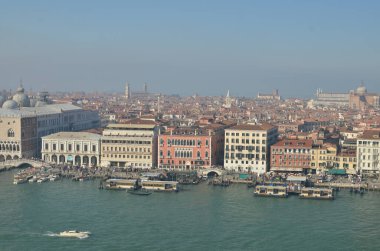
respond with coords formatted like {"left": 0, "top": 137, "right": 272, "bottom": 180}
{"left": 1, "top": 0, "right": 379, "bottom": 97}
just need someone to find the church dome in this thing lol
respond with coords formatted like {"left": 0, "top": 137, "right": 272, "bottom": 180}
{"left": 356, "top": 83, "right": 367, "bottom": 96}
{"left": 2, "top": 100, "right": 18, "bottom": 109}
{"left": 12, "top": 85, "right": 30, "bottom": 107}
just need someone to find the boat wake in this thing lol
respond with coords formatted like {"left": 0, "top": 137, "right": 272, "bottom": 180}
{"left": 44, "top": 231, "right": 59, "bottom": 237}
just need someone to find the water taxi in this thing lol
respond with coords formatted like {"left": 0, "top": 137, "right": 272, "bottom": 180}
{"left": 299, "top": 188, "right": 334, "bottom": 200}
{"left": 254, "top": 185, "right": 288, "bottom": 198}
{"left": 58, "top": 230, "right": 90, "bottom": 238}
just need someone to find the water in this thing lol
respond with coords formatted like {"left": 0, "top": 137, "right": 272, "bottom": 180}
{"left": 1, "top": 170, "right": 380, "bottom": 251}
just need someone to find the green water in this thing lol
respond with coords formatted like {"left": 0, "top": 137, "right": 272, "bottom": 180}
{"left": 0, "top": 170, "right": 379, "bottom": 251}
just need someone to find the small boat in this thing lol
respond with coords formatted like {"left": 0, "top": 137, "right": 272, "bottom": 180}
{"left": 127, "top": 188, "right": 152, "bottom": 196}
{"left": 49, "top": 175, "right": 60, "bottom": 181}
{"left": 37, "top": 177, "right": 49, "bottom": 183}
{"left": 13, "top": 178, "right": 28, "bottom": 185}
{"left": 29, "top": 176, "right": 38, "bottom": 183}
{"left": 58, "top": 230, "right": 90, "bottom": 238}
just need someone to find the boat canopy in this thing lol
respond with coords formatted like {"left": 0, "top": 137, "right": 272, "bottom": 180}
{"left": 327, "top": 169, "right": 346, "bottom": 175}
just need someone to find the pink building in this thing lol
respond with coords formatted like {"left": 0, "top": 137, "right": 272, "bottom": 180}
{"left": 270, "top": 139, "right": 313, "bottom": 173}
{"left": 158, "top": 125, "right": 224, "bottom": 170}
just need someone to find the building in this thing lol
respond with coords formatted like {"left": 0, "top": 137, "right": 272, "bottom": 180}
{"left": 158, "top": 125, "right": 225, "bottom": 170}
{"left": 313, "top": 89, "right": 350, "bottom": 107}
{"left": 41, "top": 132, "right": 101, "bottom": 166}
{"left": 257, "top": 89, "right": 281, "bottom": 101}
{"left": 270, "top": 139, "right": 313, "bottom": 173}
{"left": 310, "top": 144, "right": 337, "bottom": 174}
{"left": 0, "top": 85, "right": 100, "bottom": 160}
{"left": 224, "top": 123, "right": 278, "bottom": 174}
{"left": 335, "top": 152, "right": 357, "bottom": 175}
{"left": 0, "top": 103, "right": 99, "bottom": 159}
{"left": 125, "top": 82, "right": 131, "bottom": 100}
{"left": 100, "top": 119, "right": 158, "bottom": 168}
{"left": 349, "top": 83, "right": 380, "bottom": 110}
{"left": 357, "top": 130, "right": 380, "bottom": 176}
{"left": 0, "top": 112, "right": 37, "bottom": 161}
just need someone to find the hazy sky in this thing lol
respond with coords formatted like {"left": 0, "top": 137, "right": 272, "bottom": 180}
{"left": 1, "top": 0, "right": 379, "bottom": 98}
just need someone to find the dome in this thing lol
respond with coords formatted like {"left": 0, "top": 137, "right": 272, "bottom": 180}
{"left": 13, "top": 93, "right": 30, "bottom": 107}
{"left": 356, "top": 83, "right": 367, "bottom": 96}
{"left": 12, "top": 84, "right": 30, "bottom": 107}
{"left": 2, "top": 100, "right": 18, "bottom": 109}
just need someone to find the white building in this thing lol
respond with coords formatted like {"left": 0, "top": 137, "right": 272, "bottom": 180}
{"left": 357, "top": 130, "right": 380, "bottom": 176}
{"left": 100, "top": 119, "right": 159, "bottom": 168}
{"left": 42, "top": 132, "right": 101, "bottom": 166}
{"left": 224, "top": 123, "right": 278, "bottom": 174}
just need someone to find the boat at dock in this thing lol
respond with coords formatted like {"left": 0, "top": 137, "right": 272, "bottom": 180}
{"left": 127, "top": 188, "right": 152, "bottom": 196}
{"left": 104, "top": 179, "right": 179, "bottom": 192}
{"left": 13, "top": 174, "right": 33, "bottom": 184}
{"left": 37, "top": 176, "right": 49, "bottom": 183}
{"left": 254, "top": 185, "right": 288, "bottom": 198}
{"left": 299, "top": 188, "right": 334, "bottom": 200}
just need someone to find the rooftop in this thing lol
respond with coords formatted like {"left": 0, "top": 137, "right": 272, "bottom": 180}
{"left": 228, "top": 123, "right": 275, "bottom": 131}
{"left": 42, "top": 131, "right": 101, "bottom": 141}
{"left": 359, "top": 130, "right": 380, "bottom": 140}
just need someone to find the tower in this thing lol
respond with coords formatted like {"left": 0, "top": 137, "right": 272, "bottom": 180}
{"left": 224, "top": 90, "right": 232, "bottom": 108}
{"left": 125, "top": 82, "right": 130, "bottom": 100}
{"left": 144, "top": 83, "right": 148, "bottom": 93}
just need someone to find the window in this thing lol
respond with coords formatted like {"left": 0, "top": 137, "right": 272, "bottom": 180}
{"left": 68, "top": 144, "right": 72, "bottom": 151}
{"left": 53, "top": 144, "right": 56, "bottom": 151}
{"left": 45, "top": 143, "right": 49, "bottom": 150}
{"left": 92, "top": 145, "right": 96, "bottom": 152}
{"left": 84, "top": 145, "right": 88, "bottom": 152}
{"left": 7, "top": 129, "right": 15, "bottom": 137}
{"left": 60, "top": 144, "right": 64, "bottom": 151}
{"left": 76, "top": 144, "right": 80, "bottom": 151}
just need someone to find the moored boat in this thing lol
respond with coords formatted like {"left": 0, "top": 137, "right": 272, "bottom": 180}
{"left": 127, "top": 188, "right": 152, "bottom": 196}
{"left": 299, "top": 188, "right": 334, "bottom": 200}
{"left": 254, "top": 185, "right": 288, "bottom": 198}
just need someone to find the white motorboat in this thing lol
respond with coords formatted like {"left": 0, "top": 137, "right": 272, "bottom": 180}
{"left": 58, "top": 230, "right": 90, "bottom": 238}
{"left": 37, "top": 177, "right": 49, "bottom": 183}
{"left": 49, "top": 175, "right": 59, "bottom": 181}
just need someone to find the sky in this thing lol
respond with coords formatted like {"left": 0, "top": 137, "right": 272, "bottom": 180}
{"left": 1, "top": 0, "right": 380, "bottom": 98}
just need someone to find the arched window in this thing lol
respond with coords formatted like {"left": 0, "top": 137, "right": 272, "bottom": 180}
{"left": 205, "top": 151, "right": 209, "bottom": 158}
{"left": 197, "top": 151, "right": 200, "bottom": 158}
{"left": 7, "top": 129, "right": 15, "bottom": 137}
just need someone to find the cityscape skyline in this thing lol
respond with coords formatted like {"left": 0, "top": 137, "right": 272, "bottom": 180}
{"left": 1, "top": 0, "right": 380, "bottom": 97}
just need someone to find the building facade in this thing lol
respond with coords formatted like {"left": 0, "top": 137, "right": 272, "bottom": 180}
{"left": 357, "top": 130, "right": 380, "bottom": 175}
{"left": 224, "top": 124, "right": 278, "bottom": 174}
{"left": 158, "top": 125, "right": 224, "bottom": 170}
{"left": 270, "top": 139, "right": 313, "bottom": 173}
{"left": 41, "top": 132, "right": 101, "bottom": 166}
{"left": 0, "top": 103, "right": 100, "bottom": 160}
{"left": 0, "top": 112, "right": 37, "bottom": 160}
{"left": 100, "top": 119, "right": 158, "bottom": 168}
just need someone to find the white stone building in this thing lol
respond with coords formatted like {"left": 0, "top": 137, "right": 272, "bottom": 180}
{"left": 224, "top": 123, "right": 278, "bottom": 174}
{"left": 42, "top": 132, "right": 101, "bottom": 166}
{"left": 357, "top": 130, "right": 380, "bottom": 176}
